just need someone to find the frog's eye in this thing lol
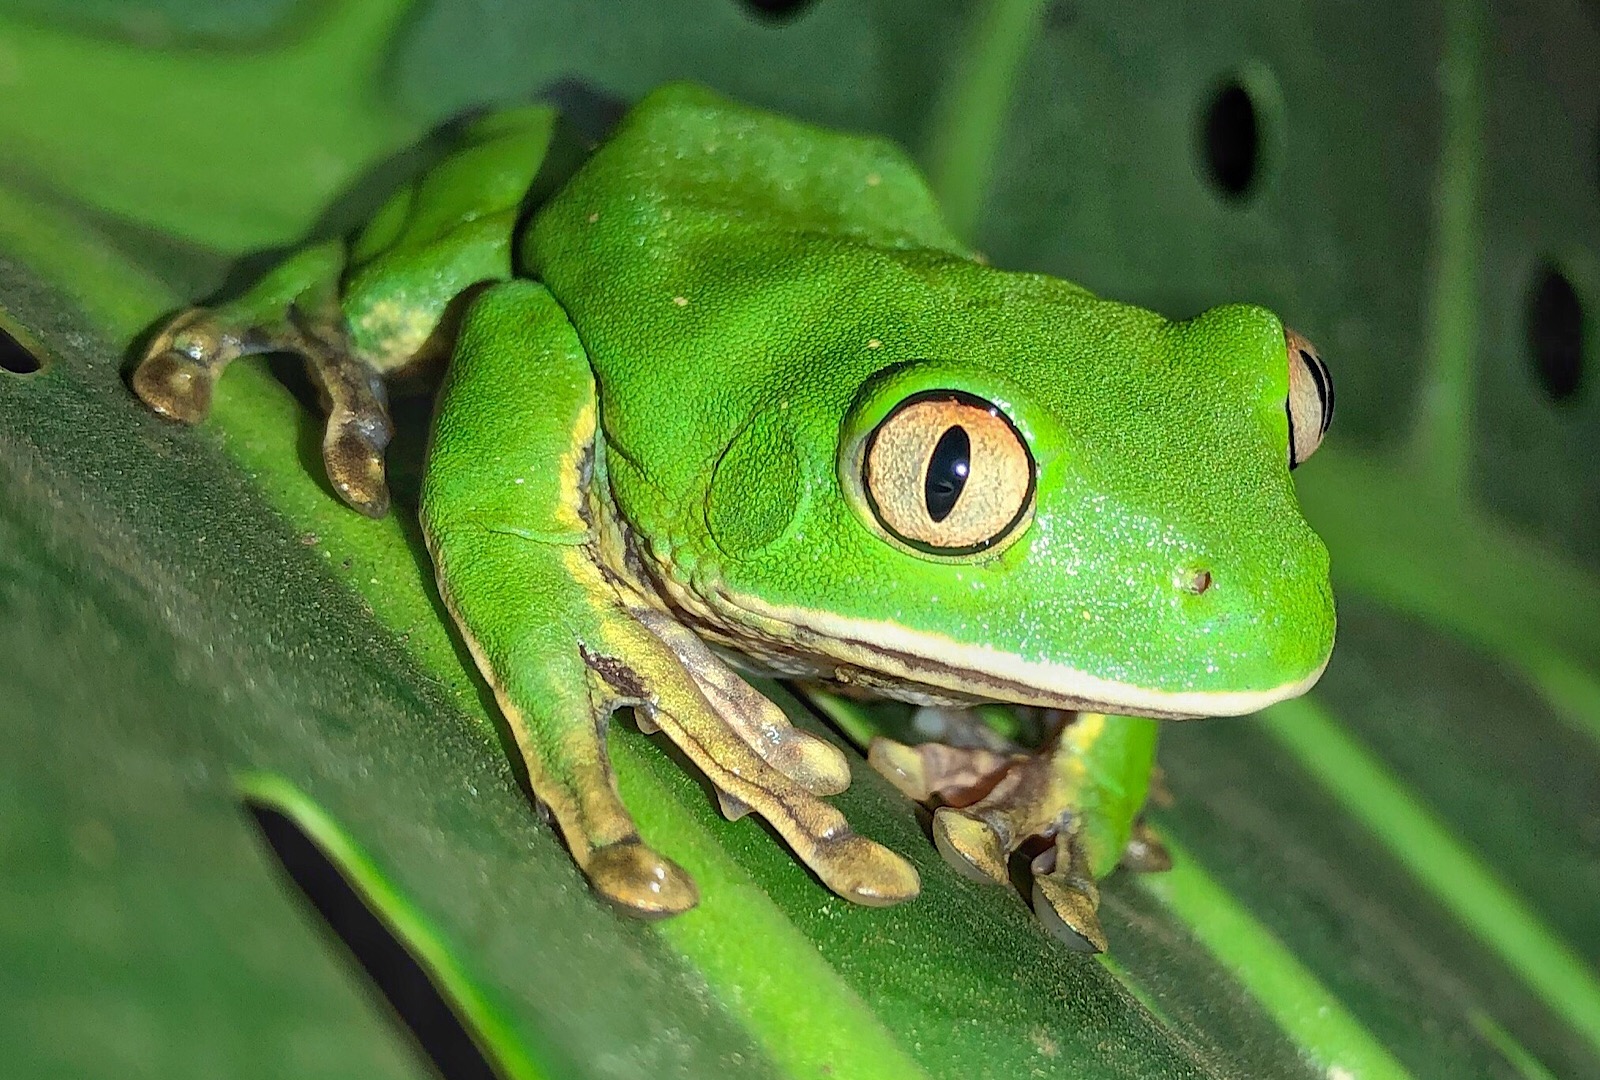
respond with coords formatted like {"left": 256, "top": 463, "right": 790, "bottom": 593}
{"left": 861, "top": 391, "right": 1035, "bottom": 555}
{"left": 1285, "top": 328, "right": 1334, "bottom": 469}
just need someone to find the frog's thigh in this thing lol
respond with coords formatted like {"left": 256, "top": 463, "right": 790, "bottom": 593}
{"left": 422, "top": 281, "right": 697, "bottom": 915}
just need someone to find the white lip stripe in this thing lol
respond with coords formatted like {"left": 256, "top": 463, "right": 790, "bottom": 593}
{"left": 718, "top": 590, "right": 1331, "bottom": 718}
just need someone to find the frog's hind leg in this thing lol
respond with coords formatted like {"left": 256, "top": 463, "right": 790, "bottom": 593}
{"left": 134, "top": 103, "right": 577, "bottom": 517}
{"left": 295, "top": 322, "right": 396, "bottom": 517}
{"left": 133, "top": 240, "right": 346, "bottom": 425}
{"left": 133, "top": 238, "right": 399, "bottom": 517}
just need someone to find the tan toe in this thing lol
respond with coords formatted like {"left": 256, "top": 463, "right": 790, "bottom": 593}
{"left": 587, "top": 841, "right": 700, "bottom": 918}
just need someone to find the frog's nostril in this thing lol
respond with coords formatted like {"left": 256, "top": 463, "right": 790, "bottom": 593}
{"left": 1176, "top": 568, "right": 1213, "bottom": 595}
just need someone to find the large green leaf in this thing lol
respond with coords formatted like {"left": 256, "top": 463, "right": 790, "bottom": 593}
{"left": 2, "top": 2, "right": 1597, "bottom": 1077}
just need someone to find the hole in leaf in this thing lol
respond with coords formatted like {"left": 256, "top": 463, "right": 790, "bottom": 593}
{"left": 738, "top": 0, "right": 816, "bottom": 21}
{"left": 1, "top": 325, "right": 42, "bottom": 374}
{"left": 1201, "top": 79, "right": 1261, "bottom": 201}
{"left": 1526, "top": 263, "right": 1587, "bottom": 403}
{"left": 245, "top": 801, "right": 499, "bottom": 1080}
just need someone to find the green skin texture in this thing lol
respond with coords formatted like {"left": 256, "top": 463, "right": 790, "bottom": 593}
{"left": 137, "top": 84, "right": 1335, "bottom": 936}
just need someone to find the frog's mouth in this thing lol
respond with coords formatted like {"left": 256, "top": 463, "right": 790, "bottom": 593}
{"left": 704, "top": 588, "right": 1330, "bottom": 720}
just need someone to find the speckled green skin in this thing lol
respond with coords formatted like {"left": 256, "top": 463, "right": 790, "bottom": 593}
{"left": 520, "top": 84, "right": 1333, "bottom": 700}
{"left": 140, "top": 82, "right": 1335, "bottom": 927}
{"left": 424, "top": 84, "right": 1332, "bottom": 923}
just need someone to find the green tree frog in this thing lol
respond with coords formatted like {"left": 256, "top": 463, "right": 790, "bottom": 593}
{"left": 132, "top": 84, "right": 1336, "bottom": 951}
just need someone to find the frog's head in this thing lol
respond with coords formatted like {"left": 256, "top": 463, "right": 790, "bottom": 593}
{"left": 697, "top": 265, "right": 1335, "bottom": 719}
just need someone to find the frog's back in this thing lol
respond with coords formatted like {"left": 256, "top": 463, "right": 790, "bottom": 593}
{"left": 521, "top": 84, "right": 974, "bottom": 541}
{"left": 525, "top": 83, "right": 966, "bottom": 272}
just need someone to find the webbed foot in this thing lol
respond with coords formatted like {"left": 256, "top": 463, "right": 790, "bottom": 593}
{"left": 868, "top": 709, "right": 1160, "bottom": 952}
{"left": 586, "top": 839, "right": 700, "bottom": 917}
{"left": 611, "top": 608, "right": 919, "bottom": 908}
{"left": 130, "top": 242, "right": 396, "bottom": 516}
{"left": 132, "top": 307, "right": 233, "bottom": 423}
{"left": 298, "top": 321, "right": 395, "bottom": 517}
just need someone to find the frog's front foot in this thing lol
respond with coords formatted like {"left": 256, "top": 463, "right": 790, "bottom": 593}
{"left": 869, "top": 711, "right": 1163, "bottom": 952}
{"left": 619, "top": 609, "right": 922, "bottom": 908}
{"left": 530, "top": 615, "right": 922, "bottom": 914}
{"left": 585, "top": 839, "right": 700, "bottom": 917}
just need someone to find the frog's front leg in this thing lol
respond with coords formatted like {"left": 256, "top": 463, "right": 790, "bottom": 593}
{"left": 423, "top": 281, "right": 918, "bottom": 914}
{"left": 868, "top": 709, "right": 1161, "bottom": 951}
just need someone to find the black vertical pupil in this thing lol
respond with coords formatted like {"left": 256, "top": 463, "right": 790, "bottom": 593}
{"left": 925, "top": 426, "right": 971, "bottom": 523}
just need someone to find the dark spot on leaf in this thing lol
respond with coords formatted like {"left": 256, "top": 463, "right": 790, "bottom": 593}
{"left": 1045, "top": 0, "right": 1079, "bottom": 31}
{"left": 738, "top": 0, "right": 816, "bottom": 21}
{"left": 535, "top": 77, "right": 631, "bottom": 143}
